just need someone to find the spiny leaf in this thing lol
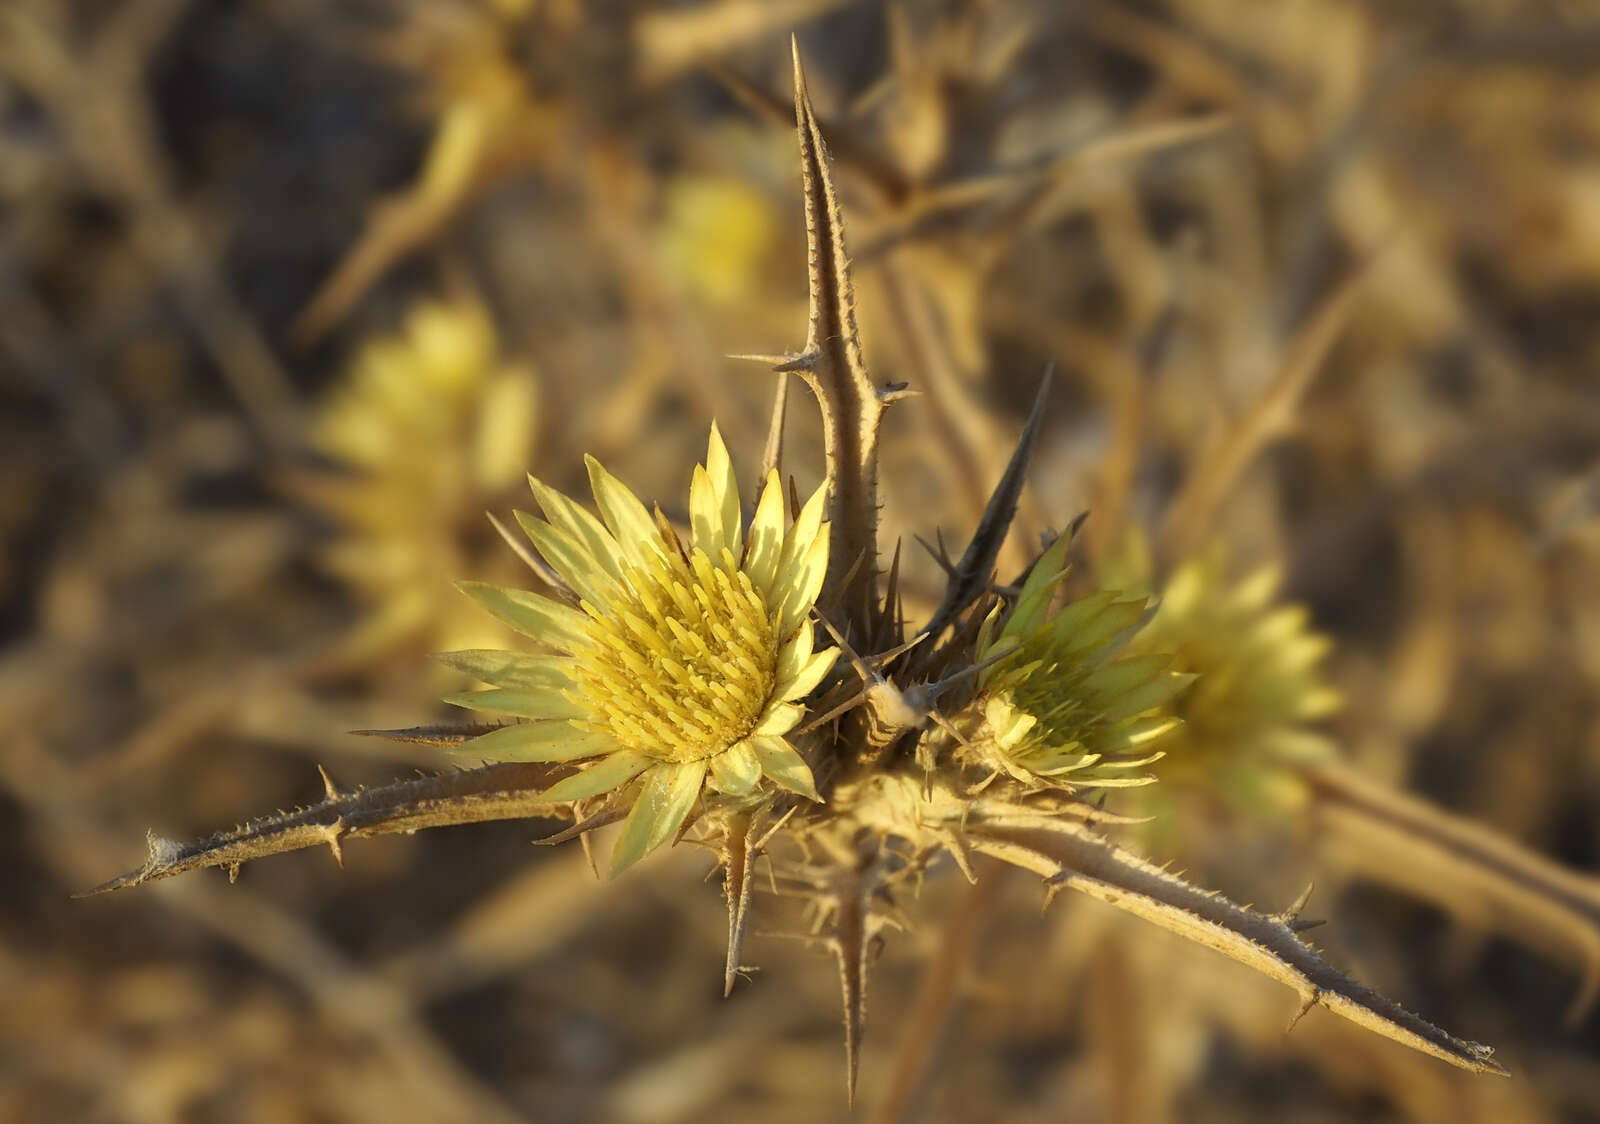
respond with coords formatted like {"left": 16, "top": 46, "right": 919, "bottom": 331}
{"left": 789, "top": 38, "right": 886, "bottom": 643}
{"left": 919, "top": 366, "right": 1053, "bottom": 643}
{"left": 350, "top": 723, "right": 502, "bottom": 747}
{"left": 722, "top": 810, "right": 757, "bottom": 997}
{"left": 1300, "top": 758, "right": 1600, "bottom": 1025}
{"left": 970, "top": 819, "right": 1506, "bottom": 1076}
{"left": 79, "top": 762, "right": 565, "bottom": 896}
{"left": 831, "top": 859, "right": 874, "bottom": 1106}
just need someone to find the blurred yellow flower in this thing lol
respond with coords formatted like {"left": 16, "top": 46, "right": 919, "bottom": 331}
{"left": 308, "top": 299, "right": 540, "bottom": 663}
{"left": 656, "top": 174, "right": 778, "bottom": 307}
{"left": 1141, "top": 554, "right": 1341, "bottom": 771}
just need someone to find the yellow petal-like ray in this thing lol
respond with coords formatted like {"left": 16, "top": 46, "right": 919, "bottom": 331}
{"left": 610, "top": 759, "right": 708, "bottom": 875}
{"left": 691, "top": 422, "right": 742, "bottom": 560}
{"left": 537, "top": 751, "right": 651, "bottom": 803}
{"left": 709, "top": 739, "right": 762, "bottom": 794}
{"left": 744, "top": 471, "right": 786, "bottom": 594}
{"left": 527, "top": 474, "right": 628, "bottom": 587}
{"left": 433, "top": 649, "right": 576, "bottom": 690}
{"left": 454, "top": 721, "right": 612, "bottom": 762}
{"left": 776, "top": 483, "right": 826, "bottom": 592}
{"left": 775, "top": 646, "right": 837, "bottom": 703}
{"left": 516, "top": 513, "right": 620, "bottom": 608}
{"left": 778, "top": 531, "right": 830, "bottom": 637}
{"left": 752, "top": 701, "right": 804, "bottom": 737}
{"left": 584, "top": 454, "right": 662, "bottom": 570}
{"left": 773, "top": 622, "right": 814, "bottom": 686}
{"left": 443, "top": 689, "right": 587, "bottom": 720}
{"left": 455, "top": 581, "right": 590, "bottom": 652}
{"left": 749, "top": 735, "right": 820, "bottom": 801}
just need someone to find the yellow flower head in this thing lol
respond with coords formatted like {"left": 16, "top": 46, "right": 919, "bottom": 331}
{"left": 656, "top": 172, "right": 778, "bottom": 307}
{"left": 315, "top": 300, "right": 532, "bottom": 483}
{"left": 1133, "top": 553, "right": 1342, "bottom": 785}
{"left": 443, "top": 425, "right": 837, "bottom": 873}
{"left": 308, "top": 299, "right": 539, "bottom": 660}
{"left": 970, "top": 532, "right": 1191, "bottom": 788}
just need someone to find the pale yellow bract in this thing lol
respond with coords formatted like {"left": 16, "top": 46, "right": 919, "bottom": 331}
{"left": 442, "top": 425, "right": 837, "bottom": 873}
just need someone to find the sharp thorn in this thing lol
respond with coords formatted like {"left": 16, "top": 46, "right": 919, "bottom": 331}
{"left": 913, "top": 533, "right": 958, "bottom": 577}
{"left": 920, "top": 364, "right": 1054, "bottom": 639}
{"left": 1286, "top": 989, "right": 1320, "bottom": 1035}
{"left": 578, "top": 830, "right": 600, "bottom": 879}
{"left": 759, "top": 363, "right": 791, "bottom": 481}
{"left": 489, "top": 511, "right": 572, "bottom": 598}
{"left": 752, "top": 804, "right": 800, "bottom": 852}
{"left": 323, "top": 821, "right": 346, "bottom": 869}
{"left": 535, "top": 806, "right": 625, "bottom": 847}
{"left": 727, "top": 351, "right": 813, "bottom": 371}
{"left": 1270, "top": 881, "right": 1316, "bottom": 927}
{"left": 317, "top": 764, "right": 340, "bottom": 801}
{"left": 724, "top": 813, "right": 757, "bottom": 998}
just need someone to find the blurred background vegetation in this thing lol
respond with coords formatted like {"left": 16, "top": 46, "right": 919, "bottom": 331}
{"left": 5, "top": 0, "right": 1600, "bottom": 1120}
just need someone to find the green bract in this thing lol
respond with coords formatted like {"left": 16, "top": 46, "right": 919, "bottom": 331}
{"left": 967, "top": 532, "right": 1192, "bottom": 788}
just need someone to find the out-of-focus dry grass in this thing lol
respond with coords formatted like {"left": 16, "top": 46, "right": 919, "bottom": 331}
{"left": 4, "top": 1, "right": 1599, "bottom": 1121}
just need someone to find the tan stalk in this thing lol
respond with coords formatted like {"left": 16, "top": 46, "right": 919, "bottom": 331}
{"left": 1159, "top": 256, "right": 1372, "bottom": 561}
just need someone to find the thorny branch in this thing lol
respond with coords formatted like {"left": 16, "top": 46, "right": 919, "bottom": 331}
{"left": 1299, "top": 758, "right": 1600, "bottom": 1025}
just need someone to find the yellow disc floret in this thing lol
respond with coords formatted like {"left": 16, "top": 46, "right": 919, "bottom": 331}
{"left": 571, "top": 547, "right": 779, "bottom": 763}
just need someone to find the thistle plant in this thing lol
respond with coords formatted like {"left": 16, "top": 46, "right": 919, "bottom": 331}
{"left": 86, "top": 42, "right": 1507, "bottom": 1098}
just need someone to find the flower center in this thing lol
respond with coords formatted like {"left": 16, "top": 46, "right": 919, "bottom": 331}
{"left": 569, "top": 545, "right": 778, "bottom": 762}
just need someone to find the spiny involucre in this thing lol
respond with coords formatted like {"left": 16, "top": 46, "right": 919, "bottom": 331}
{"left": 962, "top": 528, "right": 1192, "bottom": 790}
